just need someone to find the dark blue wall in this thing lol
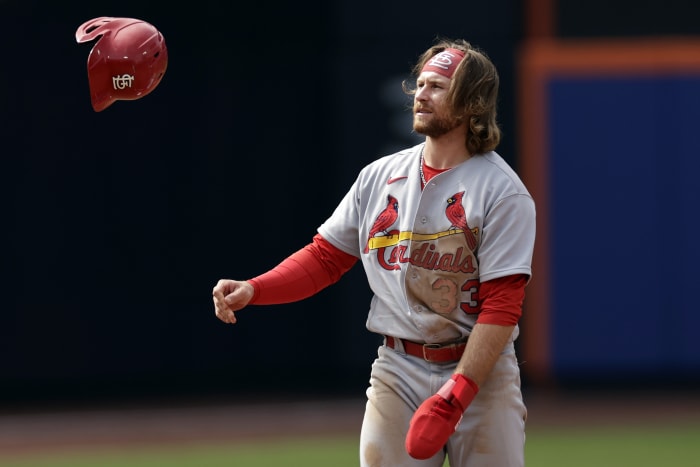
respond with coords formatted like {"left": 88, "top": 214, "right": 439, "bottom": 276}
{"left": 547, "top": 75, "right": 700, "bottom": 384}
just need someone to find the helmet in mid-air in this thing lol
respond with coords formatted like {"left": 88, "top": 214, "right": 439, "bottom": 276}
{"left": 76, "top": 17, "right": 168, "bottom": 112}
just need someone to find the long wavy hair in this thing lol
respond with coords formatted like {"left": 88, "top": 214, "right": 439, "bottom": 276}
{"left": 403, "top": 38, "right": 502, "bottom": 154}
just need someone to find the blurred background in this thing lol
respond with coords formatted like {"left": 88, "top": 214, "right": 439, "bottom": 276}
{"left": 1, "top": 0, "right": 700, "bottom": 416}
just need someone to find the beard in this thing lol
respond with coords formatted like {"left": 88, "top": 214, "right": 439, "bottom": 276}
{"left": 413, "top": 110, "right": 462, "bottom": 138}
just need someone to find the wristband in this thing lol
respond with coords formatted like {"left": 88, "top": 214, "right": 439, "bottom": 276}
{"left": 438, "top": 373, "right": 479, "bottom": 412}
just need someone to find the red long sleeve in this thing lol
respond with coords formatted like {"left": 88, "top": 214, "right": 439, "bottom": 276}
{"left": 248, "top": 234, "right": 358, "bottom": 305}
{"left": 247, "top": 235, "right": 526, "bottom": 324}
{"left": 475, "top": 274, "right": 528, "bottom": 326}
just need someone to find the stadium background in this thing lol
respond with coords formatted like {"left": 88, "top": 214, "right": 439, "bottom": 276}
{"left": 2, "top": 0, "right": 699, "bottom": 413}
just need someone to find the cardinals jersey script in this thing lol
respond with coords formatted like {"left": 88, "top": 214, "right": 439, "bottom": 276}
{"left": 318, "top": 143, "right": 534, "bottom": 343}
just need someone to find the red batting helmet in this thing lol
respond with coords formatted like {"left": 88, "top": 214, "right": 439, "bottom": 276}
{"left": 76, "top": 17, "right": 168, "bottom": 112}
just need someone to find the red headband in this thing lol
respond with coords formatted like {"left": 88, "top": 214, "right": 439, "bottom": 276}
{"left": 421, "top": 48, "right": 465, "bottom": 78}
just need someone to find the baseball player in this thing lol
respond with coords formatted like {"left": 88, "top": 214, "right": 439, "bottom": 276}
{"left": 213, "top": 38, "right": 535, "bottom": 466}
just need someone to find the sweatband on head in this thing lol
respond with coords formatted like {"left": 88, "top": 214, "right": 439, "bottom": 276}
{"left": 421, "top": 48, "right": 465, "bottom": 79}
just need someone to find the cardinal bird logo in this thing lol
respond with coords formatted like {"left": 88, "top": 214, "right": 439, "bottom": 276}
{"left": 364, "top": 195, "right": 399, "bottom": 253}
{"left": 445, "top": 191, "right": 477, "bottom": 250}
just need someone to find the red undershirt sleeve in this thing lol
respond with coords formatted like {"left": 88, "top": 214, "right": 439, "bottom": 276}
{"left": 248, "top": 234, "right": 358, "bottom": 305}
{"left": 475, "top": 274, "right": 528, "bottom": 326}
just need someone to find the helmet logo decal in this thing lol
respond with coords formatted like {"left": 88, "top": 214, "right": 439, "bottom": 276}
{"left": 112, "top": 74, "right": 135, "bottom": 90}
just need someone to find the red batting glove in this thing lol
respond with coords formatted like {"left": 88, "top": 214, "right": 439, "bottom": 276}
{"left": 405, "top": 373, "right": 479, "bottom": 460}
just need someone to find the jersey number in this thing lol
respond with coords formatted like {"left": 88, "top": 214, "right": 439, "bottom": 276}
{"left": 430, "top": 278, "right": 480, "bottom": 314}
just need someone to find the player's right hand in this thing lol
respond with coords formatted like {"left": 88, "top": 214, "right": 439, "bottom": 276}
{"left": 405, "top": 373, "right": 479, "bottom": 459}
{"left": 212, "top": 279, "right": 254, "bottom": 324}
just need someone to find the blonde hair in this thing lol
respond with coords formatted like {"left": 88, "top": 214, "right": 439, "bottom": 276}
{"left": 403, "top": 38, "right": 502, "bottom": 154}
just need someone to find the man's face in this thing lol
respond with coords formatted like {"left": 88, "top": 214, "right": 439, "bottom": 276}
{"left": 412, "top": 71, "right": 462, "bottom": 137}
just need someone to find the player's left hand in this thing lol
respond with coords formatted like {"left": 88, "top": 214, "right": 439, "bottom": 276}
{"left": 405, "top": 373, "right": 479, "bottom": 459}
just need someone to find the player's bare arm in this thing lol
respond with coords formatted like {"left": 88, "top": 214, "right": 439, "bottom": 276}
{"left": 455, "top": 323, "right": 517, "bottom": 386}
{"left": 212, "top": 279, "right": 254, "bottom": 324}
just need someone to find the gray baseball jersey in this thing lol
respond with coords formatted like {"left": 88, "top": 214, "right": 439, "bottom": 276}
{"left": 318, "top": 142, "right": 535, "bottom": 344}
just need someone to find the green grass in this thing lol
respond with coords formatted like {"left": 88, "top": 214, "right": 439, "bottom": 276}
{"left": 0, "top": 438, "right": 360, "bottom": 467}
{"left": 3, "top": 424, "right": 700, "bottom": 467}
{"left": 525, "top": 424, "right": 700, "bottom": 467}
